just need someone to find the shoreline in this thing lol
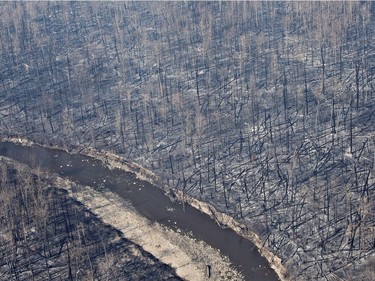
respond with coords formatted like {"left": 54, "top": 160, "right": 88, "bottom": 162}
{"left": 0, "top": 136, "right": 287, "bottom": 281}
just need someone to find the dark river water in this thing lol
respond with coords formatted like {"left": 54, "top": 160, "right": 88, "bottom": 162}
{"left": 0, "top": 141, "right": 280, "bottom": 281}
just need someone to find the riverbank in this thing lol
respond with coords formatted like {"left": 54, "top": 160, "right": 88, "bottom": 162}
{"left": 1, "top": 136, "right": 287, "bottom": 281}
{"left": 54, "top": 171, "right": 244, "bottom": 280}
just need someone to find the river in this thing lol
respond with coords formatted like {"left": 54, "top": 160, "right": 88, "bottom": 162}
{"left": 0, "top": 141, "right": 280, "bottom": 281}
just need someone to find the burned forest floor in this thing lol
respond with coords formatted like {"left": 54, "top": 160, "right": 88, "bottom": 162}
{"left": 1, "top": 1, "right": 375, "bottom": 280}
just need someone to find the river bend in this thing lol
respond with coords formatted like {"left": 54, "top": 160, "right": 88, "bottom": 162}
{"left": 0, "top": 141, "right": 280, "bottom": 281}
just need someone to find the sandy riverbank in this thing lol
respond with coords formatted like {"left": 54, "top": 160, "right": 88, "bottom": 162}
{"left": 55, "top": 175, "right": 244, "bottom": 281}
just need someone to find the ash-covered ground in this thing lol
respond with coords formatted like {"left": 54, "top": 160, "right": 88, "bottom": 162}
{"left": 0, "top": 2, "right": 374, "bottom": 280}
